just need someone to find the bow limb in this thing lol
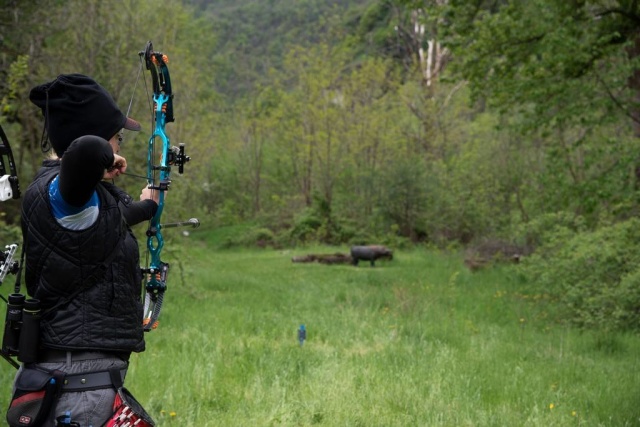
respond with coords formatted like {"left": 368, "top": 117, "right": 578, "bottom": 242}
{"left": 0, "top": 124, "right": 21, "bottom": 201}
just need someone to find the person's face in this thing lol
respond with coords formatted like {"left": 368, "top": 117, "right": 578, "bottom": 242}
{"left": 108, "top": 130, "right": 124, "bottom": 154}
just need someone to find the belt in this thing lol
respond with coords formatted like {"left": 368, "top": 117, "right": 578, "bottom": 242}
{"left": 38, "top": 349, "right": 130, "bottom": 363}
{"left": 36, "top": 350, "right": 129, "bottom": 392}
{"left": 62, "top": 367, "right": 127, "bottom": 392}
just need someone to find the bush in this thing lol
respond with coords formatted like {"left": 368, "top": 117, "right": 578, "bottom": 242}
{"left": 520, "top": 218, "right": 640, "bottom": 331}
{"left": 289, "top": 211, "right": 322, "bottom": 243}
{"left": 218, "top": 227, "right": 278, "bottom": 248}
{"left": 288, "top": 204, "right": 346, "bottom": 245}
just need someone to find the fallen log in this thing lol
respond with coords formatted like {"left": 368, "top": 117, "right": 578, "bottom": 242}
{"left": 291, "top": 253, "right": 352, "bottom": 265}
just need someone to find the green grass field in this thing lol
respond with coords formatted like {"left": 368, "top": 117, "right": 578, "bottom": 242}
{"left": 2, "top": 238, "right": 639, "bottom": 426}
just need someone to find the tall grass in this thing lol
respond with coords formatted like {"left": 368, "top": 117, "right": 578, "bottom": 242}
{"left": 2, "top": 240, "right": 639, "bottom": 426}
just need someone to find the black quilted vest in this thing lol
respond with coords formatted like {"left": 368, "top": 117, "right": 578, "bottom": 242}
{"left": 20, "top": 161, "right": 145, "bottom": 353}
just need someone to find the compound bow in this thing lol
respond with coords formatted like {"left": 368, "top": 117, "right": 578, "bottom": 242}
{"left": 0, "top": 123, "right": 20, "bottom": 288}
{"left": 139, "top": 41, "right": 199, "bottom": 331}
{"left": 0, "top": 123, "right": 21, "bottom": 369}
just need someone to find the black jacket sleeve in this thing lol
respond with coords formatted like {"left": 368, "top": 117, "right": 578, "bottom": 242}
{"left": 121, "top": 199, "right": 158, "bottom": 226}
{"left": 58, "top": 135, "right": 114, "bottom": 206}
{"left": 100, "top": 181, "right": 158, "bottom": 226}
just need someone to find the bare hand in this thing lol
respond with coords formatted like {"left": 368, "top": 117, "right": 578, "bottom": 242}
{"left": 104, "top": 154, "right": 127, "bottom": 179}
{"left": 140, "top": 185, "right": 161, "bottom": 204}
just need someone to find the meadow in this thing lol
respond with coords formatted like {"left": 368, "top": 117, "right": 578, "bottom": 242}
{"left": 1, "top": 237, "right": 639, "bottom": 426}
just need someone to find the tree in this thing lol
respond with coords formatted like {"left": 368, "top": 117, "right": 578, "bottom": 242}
{"left": 441, "top": 0, "right": 640, "bottom": 135}
{"left": 436, "top": 0, "right": 640, "bottom": 224}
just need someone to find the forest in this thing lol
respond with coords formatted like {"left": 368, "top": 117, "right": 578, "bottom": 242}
{"left": 1, "top": 0, "right": 640, "bottom": 332}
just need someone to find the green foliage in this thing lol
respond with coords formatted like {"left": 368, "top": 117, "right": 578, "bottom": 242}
{"left": 520, "top": 218, "right": 640, "bottom": 331}
{"left": 515, "top": 211, "right": 587, "bottom": 249}
{"left": 193, "top": 0, "right": 373, "bottom": 98}
{"left": 195, "top": 223, "right": 255, "bottom": 249}
{"left": 288, "top": 194, "right": 348, "bottom": 245}
{"left": 1, "top": 55, "right": 29, "bottom": 121}
{"left": 3, "top": 0, "right": 640, "bottom": 300}
{"left": 217, "top": 226, "right": 277, "bottom": 249}
{"left": 288, "top": 209, "right": 323, "bottom": 243}
{"left": 443, "top": 0, "right": 639, "bottom": 133}
{"left": 378, "top": 158, "right": 429, "bottom": 241}
{"left": 0, "top": 216, "right": 21, "bottom": 246}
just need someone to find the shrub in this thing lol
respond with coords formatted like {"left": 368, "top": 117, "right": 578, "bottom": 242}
{"left": 520, "top": 218, "right": 640, "bottom": 331}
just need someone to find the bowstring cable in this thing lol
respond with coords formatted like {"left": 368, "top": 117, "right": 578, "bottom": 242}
{"left": 117, "top": 57, "right": 151, "bottom": 181}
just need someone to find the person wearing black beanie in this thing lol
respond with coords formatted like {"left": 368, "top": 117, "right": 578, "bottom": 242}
{"left": 10, "top": 74, "right": 156, "bottom": 426}
{"left": 28, "top": 73, "right": 158, "bottom": 225}
{"left": 29, "top": 73, "right": 141, "bottom": 157}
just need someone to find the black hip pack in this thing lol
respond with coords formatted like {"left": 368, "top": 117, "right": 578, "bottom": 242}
{"left": 6, "top": 366, "right": 65, "bottom": 427}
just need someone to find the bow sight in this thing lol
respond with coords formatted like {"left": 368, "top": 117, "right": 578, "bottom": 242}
{"left": 169, "top": 144, "right": 190, "bottom": 174}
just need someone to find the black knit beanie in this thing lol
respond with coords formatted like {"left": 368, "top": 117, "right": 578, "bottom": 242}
{"left": 29, "top": 74, "right": 141, "bottom": 156}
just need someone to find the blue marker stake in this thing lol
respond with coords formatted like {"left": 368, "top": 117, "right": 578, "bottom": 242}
{"left": 298, "top": 324, "right": 306, "bottom": 346}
